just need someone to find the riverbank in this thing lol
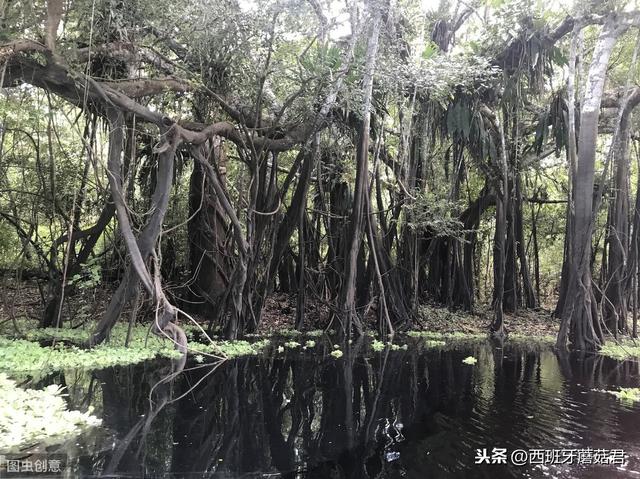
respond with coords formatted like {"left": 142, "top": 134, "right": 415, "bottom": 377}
{"left": 0, "top": 283, "right": 559, "bottom": 337}
{"left": 255, "top": 292, "right": 561, "bottom": 337}
{"left": 2, "top": 283, "right": 639, "bottom": 364}
{"left": 413, "top": 304, "right": 559, "bottom": 337}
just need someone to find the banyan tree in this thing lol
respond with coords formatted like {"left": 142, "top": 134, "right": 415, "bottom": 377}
{"left": 1, "top": 0, "right": 640, "bottom": 353}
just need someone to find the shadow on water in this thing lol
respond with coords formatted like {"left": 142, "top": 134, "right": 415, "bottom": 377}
{"left": 51, "top": 339, "right": 640, "bottom": 479}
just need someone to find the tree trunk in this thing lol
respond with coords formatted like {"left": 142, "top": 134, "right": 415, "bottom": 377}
{"left": 338, "top": 2, "right": 383, "bottom": 338}
{"left": 557, "top": 16, "right": 624, "bottom": 351}
{"left": 491, "top": 113, "right": 509, "bottom": 338}
{"left": 555, "top": 26, "right": 582, "bottom": 319}
{"left": 603, "top": 88, "right": 640, "bottom": 331}
{"left": 91, "top": 109, "right": 179, "bottom": 344}
{"left": 187, "top": 137, "right": 229, "bottom": 319}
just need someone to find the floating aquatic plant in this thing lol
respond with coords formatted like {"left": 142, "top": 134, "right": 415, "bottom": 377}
{"left": 0, "top": 320, "right": 272, "bottom": 378}
{"left": 607, "top": 388, "right": 640, "bottom": 404}
{"left": 407, "top": 331, "right": 485, "bottom": 341}
{"left": 599, "top": 340, "right": 640, "bottom": 361}
{"left": 462, "top": 356, "right": 478, "bottom": 365}
{"left": 194, "top": 339, "right": 271, "bottom": 358}
{"left": 508, "top": 334, "right": 556, "bottom": 345}
{"left": 0, "top": 337, "right": 180, "bottom": 376}
{"left": 330, "top": 349, "right": 343, "bottom": 359}
{"left": 278, "top": 329, "right": 302, "bottom": 338}
{"left": 407, "top": 330, "right": 445, "bottom": 339}
{"left": 371, "top": 340, "right": 409, "bottom": 352}
{"left": 0, "top": 373, "right": 101, "bottom": 452}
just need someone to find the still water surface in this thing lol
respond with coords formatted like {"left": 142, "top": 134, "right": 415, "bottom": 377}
{"left": 44, "top": 339, "right": 640, "bottom": 478}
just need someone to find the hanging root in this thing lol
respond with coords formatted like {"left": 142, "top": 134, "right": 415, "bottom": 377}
{"left": 151, "top": 250, "right": 187, "bottom": 356}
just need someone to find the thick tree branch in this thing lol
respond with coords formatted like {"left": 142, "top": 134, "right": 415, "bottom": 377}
{"left": 1, "top": 42, "right": 309, "bottom": 152}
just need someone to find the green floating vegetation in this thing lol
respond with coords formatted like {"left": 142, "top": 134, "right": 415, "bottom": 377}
{"left": 193, "top": 339, "right": 271, "bottom": 358}
{"left": 278, "top": 329, "right": 302, "bottom": 338}
{"left": 462, "top": 356, "right": 478, "bottom": 365}
{"left": 508, "top": 334, "right": 556, "bottom": 345}
{"left": 424, "top": 339, "right": 447, "bottom": 347}
{"left": 599, "top": 339, "right": 640, "bottom": 361}
{"left": 0, "top": 320, "right": 272, "bottom": 376}
{"left": 0, "top": 321, "right": 183, "bottom": 376}
{"left": 606, "top": 388, "right": 640, "bottom": 405}
{"left": 304, "top": 340, "right": 316, "bottom": 348}
{"left": 276, "top": 328, "right": 323, "bottom": 336}
{"left": 370, "top": 339, "right": 409, "bottom": 352}
{"left": 4, "top": 319, "right": 183, "bottom": 353}
{"left": 446, "top": 331, "right": 487, "bottom": 340}
{"left": 407, "top": 330, "right": 486, "bottom": 341}
{"left": 0, "top": 373, "right": 101, "bottom": 452}
{"left": 23, "top": 326, "right": 90, "bottom": 343}
{"left": 407, "top": 330, "right": 445, "bottom": 339}
{"left": 284, "top": 341, "right": 300, "bottom": 349}
{"left": 0, "top": 337, "right": 180, "bottom": 375}
{"left": 330, "top": 349, "right": 343, "bottom": 359}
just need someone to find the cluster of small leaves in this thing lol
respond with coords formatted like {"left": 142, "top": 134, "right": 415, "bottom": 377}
{"left": 371, "top": 339, "right": 408, "bottom": 352}
{"left": 378, "top": 53, "right": 500, "bottom": 106}
{"left": 407, "top": 330, "right": 486, "bottom": 341}
{"left": 599, "top": 339, "right": 640, "bottom": 361}
{"left": 68, "top": 257, "right": 102, "bottom": 290}
{"left": 607, "top": 388, "right": 640, "bottom": 405}
{"left": 273, "top": 328, "right": 325, "bottom": 338}
{"left": 193, "top": 338, "right": 271, "bottom": 358}
{"left": 508, "top": 334, "right": 556, "bottom": 345}
{"left": 462, "top": 356, "right": 478, "bottom": 365}
{"left": 0, "top": 373, "right": 101, "bottom": 452}
{"left": 402, "top": 191, "right": 467, "bottom": 238}
{"left": 477, "top": 0, "right": 543, "bottom": 57}
{"left": 371, "top": 339, "right": 386, "bottom": 351}
{"left": 330, "top": 349, "right": 343, "bottom": 359}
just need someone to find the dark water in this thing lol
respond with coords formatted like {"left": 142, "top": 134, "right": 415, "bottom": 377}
{"left": 42, "top": 339, "right": 640, "bottom": 478}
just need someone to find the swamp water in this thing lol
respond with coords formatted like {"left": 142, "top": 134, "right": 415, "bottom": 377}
{"left": 13, "top": 339, "right": 640, "bottom": 478}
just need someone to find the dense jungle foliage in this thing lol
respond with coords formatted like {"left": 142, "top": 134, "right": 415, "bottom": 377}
{"left": 2, "top": 0, "right": 640, "bottom": 355}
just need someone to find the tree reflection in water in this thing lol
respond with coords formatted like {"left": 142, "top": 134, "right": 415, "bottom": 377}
{"left": 67, "top": 341, "right": 640, "bottom": 478}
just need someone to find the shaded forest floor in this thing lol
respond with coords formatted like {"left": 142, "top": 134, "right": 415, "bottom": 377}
{"left": 0, "top": 281, "right": 559, "bottom": 339}
{"left": 414, "top": 304, "right": 559, "bottom": 338}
